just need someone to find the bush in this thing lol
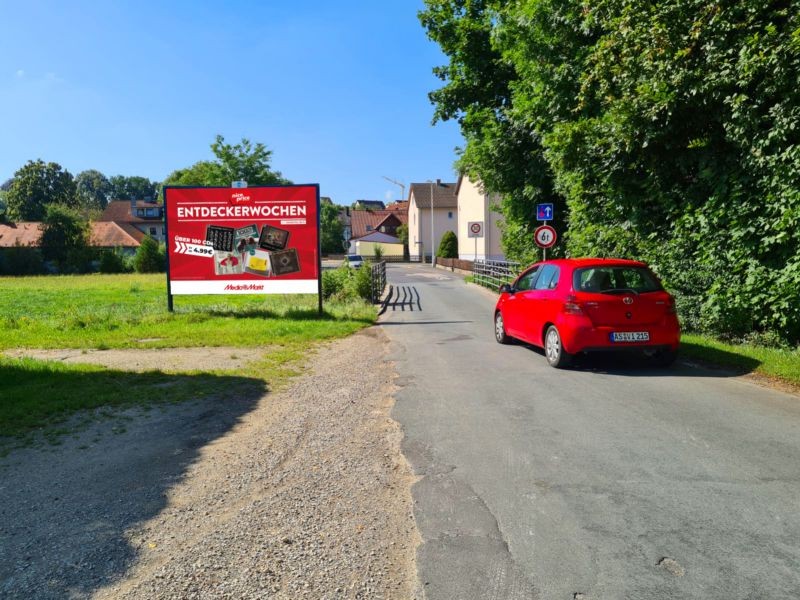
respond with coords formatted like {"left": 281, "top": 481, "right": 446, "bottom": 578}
{"left": 373, "top": 244, "right": 384, "bottom": 260}
{"left": 437, "top": 231, "right": 458, "bottom": 258}
{"left": 99, "top": 248, "right": 130, "bottom": 274}
{"left": 0, "top": 246, "right": 46, "bottom": 276}
{"left": 133, "top": 236, "right": 165, "bottom": 273}
{"left": 321, "top": 264, "right": 373, "bottom": 302}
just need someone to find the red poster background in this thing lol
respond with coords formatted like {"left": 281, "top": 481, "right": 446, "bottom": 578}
{"left": 165, "top": 185, "right": 319, "bottom": 294}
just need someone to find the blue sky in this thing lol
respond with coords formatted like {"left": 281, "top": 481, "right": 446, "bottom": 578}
{"left": 0, "top": 1, "right": 463, "bottom": 204}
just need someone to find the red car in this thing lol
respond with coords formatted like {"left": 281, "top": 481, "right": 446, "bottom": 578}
{"left": 494, "top": 258, "right": 680, "bottom": 368}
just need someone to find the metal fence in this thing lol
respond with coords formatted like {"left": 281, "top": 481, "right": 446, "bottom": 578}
{"left": 473, "top": 259, "right": 521, "bottom": 292}
{"left": 370, "top": 260, "right": 387, "bottom": 303}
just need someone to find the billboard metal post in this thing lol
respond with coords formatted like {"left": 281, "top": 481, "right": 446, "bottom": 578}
{"left": 315, "top": 185, "right": 323, "bottom": 316}
{"left": 163, "top": 186, "right": 174, "bottom": 312}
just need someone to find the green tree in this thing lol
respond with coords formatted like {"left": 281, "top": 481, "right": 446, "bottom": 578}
{"left": 75, "top": 170, "right": 112, "bottom": 211}
{"left": 396, "top": 223, "right": 410, "bottom": 260}
{"left": 163, "top": 135, "right": 291, "bottom": 188}
{"left": 437, "top": 230, "right": 458, "bottom": 258}
{"left": 39, "top": 204, "right": 90, "bottom": 272}
{"left": 320, "top": 199, "right": 345, "bottom": 254}
{"left": 133, "top": 236, "right": 164, "bottom": 273}
{"left": 108, "top": 175, "right": 158, "bottom": 201}
{"left": 6, "top": 160, "right": 77, "bottom": 221}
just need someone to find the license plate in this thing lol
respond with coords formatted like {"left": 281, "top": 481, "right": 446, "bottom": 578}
{"left": 610, "top": 331, "right": 650, "bottom": 342}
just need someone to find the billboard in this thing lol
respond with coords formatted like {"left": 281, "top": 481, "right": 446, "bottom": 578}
{"left": 164, "top": 185, "right": 320, "bottom": 297}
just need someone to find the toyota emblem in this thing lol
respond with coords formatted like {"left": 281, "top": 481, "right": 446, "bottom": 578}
{"left": 623, "top": 296, "right": 634, "bottom": 305}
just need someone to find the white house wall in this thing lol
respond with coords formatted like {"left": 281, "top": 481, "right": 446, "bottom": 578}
{"left": 408, "top": 193, "right": 457, "bottom": 261}
{"left": 457, "top": 175, "right": 505, "bottom": 261}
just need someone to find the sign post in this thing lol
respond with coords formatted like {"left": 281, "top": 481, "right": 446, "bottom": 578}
{"left": 535, "top": 203, "right": 555, "bottom": 260}
{"left": 467, "top": 221, "right": 484, "bottom": 261}
{"left": 163, "top": 184, "right": 322, "bottom": 314}
{"left": 534, "top": 224, "right": 557, "bottom": 260}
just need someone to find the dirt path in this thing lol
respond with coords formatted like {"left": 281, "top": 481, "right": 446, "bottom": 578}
{"left": 0, "top": 328, "right": 420, "bottom": 599}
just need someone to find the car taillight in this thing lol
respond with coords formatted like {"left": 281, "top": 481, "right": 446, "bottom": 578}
{"left": 666, "top": 296, "right": 677, "bottom": 314}
{"left": 563, "top": 294, "right": 584, "bottom": 315}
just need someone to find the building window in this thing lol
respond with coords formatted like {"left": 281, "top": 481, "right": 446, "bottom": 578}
{"left": 146, "top": 208, "right": 157, "bottom": 217}
{"left": 366, "top": 225, "right": 373, "bottom": 231}
{"left": 162, "top": 227, "right": 166, "bottom": 235}
{"left": 448, "top": 211, "right": 453, "bottom": 219}
{"left": 149, "top": 227, "right": 157, "bottom": 236}
{"left": 137, "top": 209, "right": 145, "bottom": 217}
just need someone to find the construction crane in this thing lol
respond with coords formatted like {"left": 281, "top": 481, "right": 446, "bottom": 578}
{"left": 381, "top": 176, "right": 406, "bottom": 202}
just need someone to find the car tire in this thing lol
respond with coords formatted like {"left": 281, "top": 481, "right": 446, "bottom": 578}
{"left": 544, "top": 325, "right": 572, "bottom": 368}
{"left": 652, "top": 349, "right": 677, "bottom": 367}
{"left": 494, "top": 311, "right": 512, "bottom": 345}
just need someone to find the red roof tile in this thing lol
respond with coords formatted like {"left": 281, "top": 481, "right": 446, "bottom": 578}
{"left": 0, "top": 222, "right": 42, "bottom": 247}
{"left": 89, "top": 222, "right": 145, "bottom": 248}
{"left": 349, "top": 210, "right": 408, "bottom": 240}
{"left": 98, "top": 200, "right": 164, "bottom": 223}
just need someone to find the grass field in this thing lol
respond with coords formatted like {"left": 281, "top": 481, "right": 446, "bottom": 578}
{"left": 0, "top": 273, "right": 376, "bottom": 445}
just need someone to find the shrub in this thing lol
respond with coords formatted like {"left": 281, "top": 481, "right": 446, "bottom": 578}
{"left": 99, "top": 248, "right": 130, "bottom": 274}
{"left": 0, "top": 246, "right": 46, "bottom": 276}
{"left": 437, "top": 231, "right": 458, "bottom": 258}
{"left": 322, "top": 264, "right": 373, "bottom": 302}
{"left": 133, "top": 236, "right": 164, "bottom": 273}
{"left": 373, "top": 244, "right": 384, "bottom": 260}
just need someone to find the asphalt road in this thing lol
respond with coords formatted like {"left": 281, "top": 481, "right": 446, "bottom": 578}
{"left": 380, "top": 263, "right": 800, "bottom": 600}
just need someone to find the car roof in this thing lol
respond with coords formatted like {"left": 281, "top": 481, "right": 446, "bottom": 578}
{"left": 523, "top": 257, "right": 648, "bottom": 270}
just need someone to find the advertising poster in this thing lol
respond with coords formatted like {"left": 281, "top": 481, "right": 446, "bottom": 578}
{"left": 164, "top": 185, "right": 320, "bottom": 296}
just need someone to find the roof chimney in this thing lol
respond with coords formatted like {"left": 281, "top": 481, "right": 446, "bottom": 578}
{"left": 436, "top": 178, "right": 441, "bottom": 186}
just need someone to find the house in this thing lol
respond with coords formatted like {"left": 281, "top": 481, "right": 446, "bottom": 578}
{"left": 455, "top": 175, "right": 505, "bottom": 261}
{"left": 0, "top": 221, "right": 144, "bottom": 254}
{"left": 347, "top": 208, "right": 408, "bottom": 256}
{"left": 98, "top": 199, "right": 166, "bottom": 243}
{"left": 407, "top": 180, "right": 458, "bottom": 263}
{"left": 352, "top": 231, "right": 404, "bottom": 258}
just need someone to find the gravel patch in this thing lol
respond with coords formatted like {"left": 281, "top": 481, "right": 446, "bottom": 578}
{"left": 2, "top": 347, "right": 267, "bottom": 373}
{"left": 0, "top": 328, "right": 420, "bottom": 599}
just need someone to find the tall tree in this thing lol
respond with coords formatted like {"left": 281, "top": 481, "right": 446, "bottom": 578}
{"left": 6, "top": 160, "right": 77, "bottom": 221}
{"left": 163, "top": 135, "right": 290, "bottom": 188}
{"left": 39, "top": 203, "right": 89, "bottom": 272}
{"left": 320, "top": 199, "right": 345, "bottom": 254}
{"left": 75, "top": 169, "right": 112, "bottom": 211}
{"left": 108, "top": 175, "right": 158, "bottom": 201}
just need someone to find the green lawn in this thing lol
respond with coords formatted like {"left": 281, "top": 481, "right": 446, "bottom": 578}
{"left": 681, "top": 333, "right": 800, "bottom": 386}
{"left": 0, "top": 273, "right": 376, "bottom": 444}
{"left": 0, "top": 273, "right": 374, "bottom": 349}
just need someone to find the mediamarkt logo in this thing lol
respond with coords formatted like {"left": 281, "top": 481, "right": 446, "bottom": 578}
{"left": 230, "top": 192, "right": 252, "bottom": 205}
{"left": 224, "top": 283, "right": 264, "bottom": 291}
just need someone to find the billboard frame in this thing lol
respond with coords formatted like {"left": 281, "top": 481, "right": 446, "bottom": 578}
{"left": 162, "top": 184, "right": 322, "bottom": 315}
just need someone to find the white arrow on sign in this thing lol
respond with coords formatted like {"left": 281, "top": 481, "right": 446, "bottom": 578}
{"left": 174, "top": 241, "right": 215, "bottom": 258}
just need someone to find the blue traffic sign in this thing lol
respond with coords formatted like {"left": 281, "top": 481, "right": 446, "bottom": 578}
{"left": 536, "top": 203, "right": 554, "bottom": 221}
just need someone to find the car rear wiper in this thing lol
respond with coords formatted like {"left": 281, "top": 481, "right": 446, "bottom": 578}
{"left": 601, "top": 288, "right": 640, "bottom": 295}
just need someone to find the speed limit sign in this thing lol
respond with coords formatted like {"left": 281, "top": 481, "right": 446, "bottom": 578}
{"left": 534, "top": 225, "right": 557, "bottom": 248}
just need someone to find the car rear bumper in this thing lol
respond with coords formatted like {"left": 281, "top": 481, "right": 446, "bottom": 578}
{"left": 558, "top": 316, "right": 680, "bottom": 354}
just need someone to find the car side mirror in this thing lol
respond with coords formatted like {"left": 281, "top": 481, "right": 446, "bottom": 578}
{"left": 499, "top": 283, "right": 514, "bottom": 294}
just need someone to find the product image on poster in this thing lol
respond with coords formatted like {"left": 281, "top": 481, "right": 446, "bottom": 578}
{"left": 259, "top": 224, "right": 290, "bottom": 251}
{"left": 215, "top": 251, "right": 243, "bottom": 275}
{"left": 244, "top": 249, "right": 272, "bottom": 277}
{"left": 165, "top": 185, "right": 320, "bottom": 296}
{"left": 270, "top": 248, "right": 301, "bottom": 276}
{"left": 206, "top": 225, "right": 235, "bottom": 252}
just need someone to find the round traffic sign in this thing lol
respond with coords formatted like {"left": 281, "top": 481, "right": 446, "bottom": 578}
{"left": 534, "top": 225, "right": 557, "bottom": 248}
{"left": 470, "top": 222, "right": 482, "bottom": 235}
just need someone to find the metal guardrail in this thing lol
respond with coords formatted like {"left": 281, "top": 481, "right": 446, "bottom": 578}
{"left": 473, "top": 259, "right": 521, "bottom": 292}
{"left": 370, "top": 260, "right": 386, "bottom": 303}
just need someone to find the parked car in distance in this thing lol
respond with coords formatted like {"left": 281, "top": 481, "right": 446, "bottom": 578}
{"left": 494, "top": 258, "right": 680, "bottom": 368}
{"left": 345, "top": 254, "right": 364, "bottom": 268}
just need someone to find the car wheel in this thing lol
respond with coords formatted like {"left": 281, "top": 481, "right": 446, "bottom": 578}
{"left": 494, "top": 311, "right": 512, "bottom": 345}
{"left": 545, "top": 325, "right": 572, "bottom": 368}
{"left": 652, "top": 349, "right": 677, "bottom": 367}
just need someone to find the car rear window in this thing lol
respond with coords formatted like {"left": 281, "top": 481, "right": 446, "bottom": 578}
{"left": 348, "top": 255, "right": 362, "bottom": 261}
{"left": 573, "top": 266, "right": 662, "bottom": 293}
